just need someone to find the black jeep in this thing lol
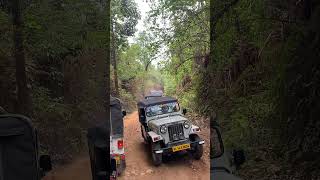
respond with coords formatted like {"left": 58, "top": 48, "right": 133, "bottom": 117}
{"left": 0, "top": 114, "right": 52, "bottom": 180}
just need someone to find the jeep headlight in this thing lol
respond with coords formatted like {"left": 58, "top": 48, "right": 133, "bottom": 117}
{"left": 183, "top": 121, "right": 190, "bottom": 129}
{"left": 160, "top": 125, "right": 167, "bottom": 134}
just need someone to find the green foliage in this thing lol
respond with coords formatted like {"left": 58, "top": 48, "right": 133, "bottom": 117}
{"left": 119, "top": 87, "right": 136, "bottom": 111}
{"left": 224, "top": 91, "right": 273, "bottom": 148}
{"left": 23, "top": 0, "right": 108, "bottom": 59}
{"left": 205, "top": 0, "right": 320, "bottom": 179}
{"left": 111, "top": 0, "right": 140, "bottom": 49}
{"left": 118, "top": 44, "right": 143, "bottom": 80}
{"left": 136, "top": 31, "right": 159, "bottom": 71}
{"left": 114, "top": 0, "right": 209, "bottom": 111}
{"left": 0, "top": 10, "right": 11, "bottom": 56}
{"left": 33, "top": 87, "right": 85, "bottom": 161}
{"left": 161, "top": 71, "right": 177, "bottom": 96}
{"left": 146, "top": 0, "right": 210, "bottom": 113}
{"left": 1, "top": 0, "right": 110, "bottom": 163}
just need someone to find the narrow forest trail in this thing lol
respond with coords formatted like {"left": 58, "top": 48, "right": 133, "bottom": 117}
{"left": 42, "top": 111, "right": 210, "bottom": 180}
{"left": 119, "top": 112, "right": 210, "bottom": 180}
{"left": 42, "top": 156, "right": 92, "bottom": 180}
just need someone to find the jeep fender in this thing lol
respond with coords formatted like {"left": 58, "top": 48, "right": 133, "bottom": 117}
{"left": 190, "top": 125, "right": 201, "bottom": 135}
{"left": 147, "top": 131, "right": 163, "bottom": 142}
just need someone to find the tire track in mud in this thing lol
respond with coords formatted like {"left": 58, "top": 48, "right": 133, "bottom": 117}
{"left": 119, "top": 112, "right": 210, "bottom": 180}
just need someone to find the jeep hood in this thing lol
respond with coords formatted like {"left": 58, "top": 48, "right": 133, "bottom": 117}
{"left": 148, "top": 115, "right": 188, "bottom": 127}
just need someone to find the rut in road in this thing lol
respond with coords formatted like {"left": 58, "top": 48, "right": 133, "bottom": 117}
{"left": 119, "top": 112, "right": 210, "bottom": 180}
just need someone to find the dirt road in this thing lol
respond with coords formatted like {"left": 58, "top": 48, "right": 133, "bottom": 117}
{"left": 43, "top": 156, "right": 92, "bottom": 180}
{"left": 119, "top": 112, "right": 210, "bottom": 180}
{"left": 42, "top": 111, "right": 210, "bottom": 180}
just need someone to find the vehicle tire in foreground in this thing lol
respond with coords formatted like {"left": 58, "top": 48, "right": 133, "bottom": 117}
{"left": 190, "top": 134, "right": 203, "bottom": 160}
{"left": 151, "top": 142, "right": 162, "bottom": 166}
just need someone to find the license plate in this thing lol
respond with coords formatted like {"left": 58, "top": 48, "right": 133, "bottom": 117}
{"left": 114, "top": 156, "right": 120, "bottom": 164}
{"left": 172, "top": 143, "right": 190, "bottom": 152}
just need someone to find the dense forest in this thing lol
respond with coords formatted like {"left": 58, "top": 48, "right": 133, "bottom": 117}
{"left": 110, "top": 0, "right": 164, "bottom": 110}
{"left": 1, "top": 0, "right": 319, "bottom": 179}
{"left": 206, "top": 0, "right": 320, "bottom": 179}
{"left": 113, "top": 0, "right": 320, "bottom": 179}
{"left": 0, "top": 0, "right": 110, "bottom": 163}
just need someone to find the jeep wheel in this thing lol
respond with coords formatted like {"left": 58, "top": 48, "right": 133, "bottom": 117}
{"left": 151, "top": 142, "right": 162, "bottom": 166}
{"left": 190, "top": 135, "right": 203, "bottom": 160}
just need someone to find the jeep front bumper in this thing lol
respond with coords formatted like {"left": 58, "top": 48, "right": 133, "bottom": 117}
{"left": 154, "top": 139, "right": 205, "bottom": 154}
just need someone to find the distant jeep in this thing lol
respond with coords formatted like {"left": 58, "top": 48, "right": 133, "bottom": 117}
{"left": 144, "top": 90, "right": 163, "bottom": 99}
{"left": 137, "top": 96, "right": 204, "bottom": 166}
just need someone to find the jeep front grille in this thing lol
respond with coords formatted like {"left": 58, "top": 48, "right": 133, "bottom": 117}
{"left": 168, "top": 123, "right": 184, "bottom": 142}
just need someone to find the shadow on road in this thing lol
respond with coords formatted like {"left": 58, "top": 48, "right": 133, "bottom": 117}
{"left": 139, "top": 141, "right": 197, "bottom": 168}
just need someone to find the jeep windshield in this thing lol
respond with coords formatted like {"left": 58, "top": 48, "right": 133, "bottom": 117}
{"left": 145, "top": 102, "right": 180, "bottom": 117}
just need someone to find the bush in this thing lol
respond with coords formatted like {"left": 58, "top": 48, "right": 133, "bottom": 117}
{"left": 33, "top": 87, "right": 86, "bottom": 163}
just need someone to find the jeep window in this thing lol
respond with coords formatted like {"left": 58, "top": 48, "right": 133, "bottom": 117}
{"left": 145, "top": 102, "right": 180, "bottom": 117}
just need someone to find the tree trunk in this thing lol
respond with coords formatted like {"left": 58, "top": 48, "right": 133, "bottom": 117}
{"left": 111, "top": 20, "right": 119, "bottom": 97}
{"left": 145, "top": 60, "right": 151, "bottom": 72}
{"left": 112, "top": 51, "right": 119, "bottom": 96}
{"left": 12, "top": 0, "right": 32, "bottom": 116}
{"left": 210, "top": 0, "right": 215, "bottom": 65}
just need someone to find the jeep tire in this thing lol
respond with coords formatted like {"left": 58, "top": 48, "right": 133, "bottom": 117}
{"left": 190, "top": 135, "right": 203, "bottom": 160}
{"left": 151, "top": 142, "right": 162, "bottom": 166}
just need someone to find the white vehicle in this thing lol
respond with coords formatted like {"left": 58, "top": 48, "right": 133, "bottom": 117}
{"left": 145, "top": 90, "right": 164, "bottom": 99}
{"left": 137, "top": 96, "right": 204, "bottom": 166}
{"left": 110, "top": 96, "right": 126, "bottom": 178}
{"left": 87, "top": 96, "right": 126, "bottom": 180}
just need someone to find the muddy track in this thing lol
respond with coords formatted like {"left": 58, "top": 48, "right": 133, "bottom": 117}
{"left": 119, "top": 112, "right": 210, "bottom": 180}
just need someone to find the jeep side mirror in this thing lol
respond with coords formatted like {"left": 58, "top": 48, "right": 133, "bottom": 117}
{"left": 233, "top": 149, "right": 246, "bottom": 169}
{"left": 122, "top": 110, "right": 127, "bottom": 117}
{"left": 182, "top": 108, "right": 187, "bottom": 115}
{"left": 40, "top": 155, "right": 52, "bottom": 173}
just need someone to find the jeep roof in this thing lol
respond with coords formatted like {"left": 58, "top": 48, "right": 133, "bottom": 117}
{"left": 138, "top": 96, "right": 177, "bottom": 108}
{"left": 110, "top": 96, "right": 123, "bottom": 136}
{"left": 145, "top": 90, "right": 163, "bottom": 99}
